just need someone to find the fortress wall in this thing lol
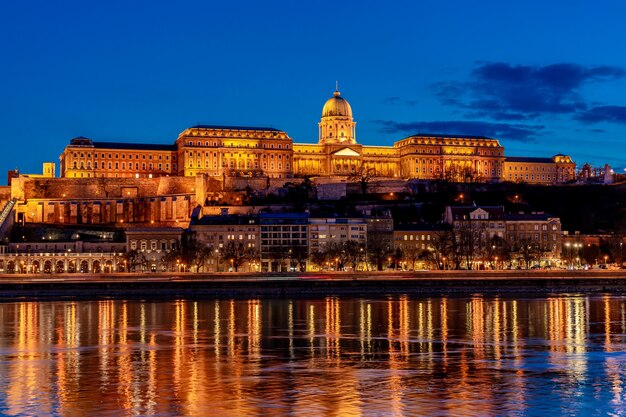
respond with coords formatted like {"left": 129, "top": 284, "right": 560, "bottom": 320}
{"left": 224, "top": 177, "right": 291, "bottom": 191}
{"left": 156, "top": 176, "right": 196, "bottom": 196}
{"left": 12, "top": 176, "right": 197, "bottom": 201}
{"left": 15, "top": 194, "right": 197, "bottom": 226}
{"left": 0, "top": 186, "right": 12, "bottom": 207}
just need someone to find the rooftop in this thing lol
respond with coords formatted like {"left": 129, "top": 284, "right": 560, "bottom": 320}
{"left": 505, "top": 213, "right": 558, "bottom": 221}
{"left": 405, "top": 133, "right": 494, "bottom": 140}
{"left": 191, "top": 124, "right": 282, "bottom": 132}
{"left": 92, "top": 142, "right": 177, "bottom": 151}
{"left": 505, "top": 156, "right": 554, "bottom": 163}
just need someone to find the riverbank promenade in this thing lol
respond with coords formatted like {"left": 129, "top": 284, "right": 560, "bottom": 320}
{"left": 0, "top": 269, "right": 626, "bottom": 298}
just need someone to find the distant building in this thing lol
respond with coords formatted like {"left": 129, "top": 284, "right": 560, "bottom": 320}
{"left": 444, "top": 206, "right": 507, "bottom": 241}
{"left": 190, "top": 214, "right": 259, "bottom": 272}
{"left": 57, "top": 87, "right": 575, "bottom": 184}
{"left": 259, "top": 212, "right": 309, "bottom": 272}
{"left": 308, "top": 214, "right": 367, "bottom": 252}
{"left": 445, "top": 205, "right": 562, "bottom": 267}
{"left": 505, "top": 213, "right": 562, "bottom": 260}
{"left": 125, "top": 227, "right": 184, "bottom": 272}
{"left": 503, "top": 155, "right": 576, "bottom": 184}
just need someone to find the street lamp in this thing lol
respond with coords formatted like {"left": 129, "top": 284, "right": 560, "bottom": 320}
{"left": 359, "top": 247, "right": 364, "bottom": 271}
{"left": 335, "top": 257, "right": 339, "bottom": 271}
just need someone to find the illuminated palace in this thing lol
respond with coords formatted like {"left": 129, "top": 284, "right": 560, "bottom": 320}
{"left": 59, "top": 88, "right": 576, "bottom": 184}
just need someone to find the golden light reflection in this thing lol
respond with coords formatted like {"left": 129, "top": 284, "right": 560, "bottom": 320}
{"left": 387, "top": 299, "right": 405, "bottom": 416}
{"left": 440, "top": 297, "right": 448, "bottom": 358}
{"left": 248, "top": 299, "right": 261, "bottom": 360}
{"left": 0, "top": 296, "right": 622, "bottom": 416}
{"left": 308, "top": 303, "right": 315, "bottom": 357}
{"left": 117, "top": 302, "right": 134, "bottom": 414}
{"left": 6, "top": 302, "right": 50, "bottom": 416}
{"left": 288, "top": 300, "right": 294, "bottom": 359}
{"left": 325, "top": 297, "right": 341, "bottom": 362}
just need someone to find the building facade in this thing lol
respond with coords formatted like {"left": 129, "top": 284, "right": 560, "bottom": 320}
{"left": 259, "top": 212, "right": 309, "bottom": 272}
{"left": 57, "top": 88, "right": 576, "bottom": 184}
{"left": 308, "top": 215, "right": 367, "bottom": 252}
{"left": 503, "top": 155, "right": 576, "bottom": 184}
{"left": 60, "top": 137, "right": 178, "bottom": 178}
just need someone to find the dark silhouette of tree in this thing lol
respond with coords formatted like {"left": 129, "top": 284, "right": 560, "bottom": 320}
{"left": 124, "top": 249, "right": 147, "bottom": 272}
{"left": 367, "top": 230, "right": 393, "bottom": 271}
{"left": 515, "top": 239, "right": 538, "bottom": 269}
{"left": 287, "top": 240, "right": 308, "bottom": 271}
{"left": 162, "top": 248, "right": 182, "bottom": 272}
{"left": 430, "top": 228, "right": 457, "bottom": 270}
{"left": 349, "top": 166, "right": 376, "bottom": 194}
{"left": 221, "top": 240, "right": 257, "bottom": 272}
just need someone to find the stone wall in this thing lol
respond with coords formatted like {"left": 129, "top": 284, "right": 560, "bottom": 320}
{"left": 15, "top": 195, "right": 196, "bottom": 226}
{"left": 12, "top": 176, "right": 196, "bottom": 201}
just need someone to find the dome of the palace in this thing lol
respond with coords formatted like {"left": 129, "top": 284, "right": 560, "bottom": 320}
{"left": 322, "top": 90, "right": 353, "bottom": 118}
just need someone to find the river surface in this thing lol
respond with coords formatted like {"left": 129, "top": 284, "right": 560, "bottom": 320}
{"left": 0, "top": 295, "right": 625, "bottom": 416}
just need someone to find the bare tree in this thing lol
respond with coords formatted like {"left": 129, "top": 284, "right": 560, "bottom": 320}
{"left": 515, "top": 239, "right": 538, "bottom": 269}
{"left": 124, "top": 249, "right": 147, "bottom": 272}
{"left": 348, "top": 166, "right": 376, "bottom": 194}
{"left": 367, "top": 230, "right": 393, "bottom": 271}
{"left": 221, "top": 240, "right": 256, "bottom": 272}
{"left": 430, "top": 228, "right": 457, "bottom": 270}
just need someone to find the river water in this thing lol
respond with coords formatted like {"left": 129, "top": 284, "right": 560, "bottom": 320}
{"left": 0, "top": 295, "right": 625, "bottom": 416}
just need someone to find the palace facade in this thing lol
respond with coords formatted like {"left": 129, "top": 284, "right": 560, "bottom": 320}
{"left": 58, "top": 88, "right": 576, "bottom": 184}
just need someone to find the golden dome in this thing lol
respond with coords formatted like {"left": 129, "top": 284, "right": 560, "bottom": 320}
{"left": 322, "top": 90, "right": 353, "bottom": 118}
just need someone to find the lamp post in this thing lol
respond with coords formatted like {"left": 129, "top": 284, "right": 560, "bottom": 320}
{"left": 359, "top": 247, "right": 364, "bottom": 271}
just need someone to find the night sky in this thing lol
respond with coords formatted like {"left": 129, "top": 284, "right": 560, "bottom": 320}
{"left": 2, "top": 0, "right": 626, "bottom": 177}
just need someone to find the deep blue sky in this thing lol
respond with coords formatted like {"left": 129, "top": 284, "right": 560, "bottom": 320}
{"left": 2, "top": 0, "right": 626, "bottom": 177}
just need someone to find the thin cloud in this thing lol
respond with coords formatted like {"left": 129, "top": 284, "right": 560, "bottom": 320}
{"left": 374, "top": 120, "right": 544, "bottom": 143}
{"left": 575, "top": 105, "right": 626, "bottom": 124}
{"left": 433, "top": 62, "right": 626, "bottom": 120}
{"left": 382, "top": 96, "right": 417, "bottom": 106}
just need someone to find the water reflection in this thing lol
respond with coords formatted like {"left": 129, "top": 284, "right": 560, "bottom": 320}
{"left": 0, "top": 295, "right": 625, "bottom": 416}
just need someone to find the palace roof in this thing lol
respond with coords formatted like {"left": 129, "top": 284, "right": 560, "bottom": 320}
{"left": 505, "top": 156, "right": 554, "bottom": 163}
{"left": 190, "top": 124, "right": 283, "bottom": 132}
{"left": 92, "top": 142, "right": 177, "bottom": 151}
{"left": 405, "top": 133, "right": 493, "bottom": 140}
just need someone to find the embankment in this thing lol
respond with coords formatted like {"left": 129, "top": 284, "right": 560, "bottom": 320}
{"left": 0, "top": 270, "right": 626, "bottom": 298}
